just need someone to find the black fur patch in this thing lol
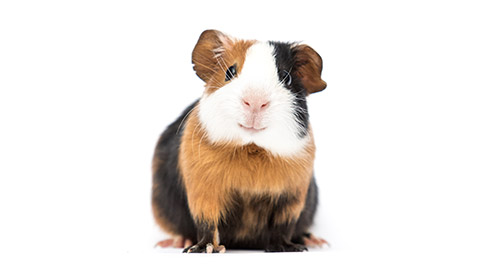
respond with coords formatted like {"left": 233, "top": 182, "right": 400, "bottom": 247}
{"left": 292, "top": 177, "right": 318, "bottom": 243}
{"left": 151, "top": 100, "right": 199, "bottom": 242}
{"left": 269, "top": 41, "right": 309, "bottom": 138}
{"left": 217, "top": 179, "right": 318, "bottom": 250}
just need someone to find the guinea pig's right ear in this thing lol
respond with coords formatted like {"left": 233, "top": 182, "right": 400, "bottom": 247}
{"left": 192, "top": 30, "right": 231, "bottom": 82}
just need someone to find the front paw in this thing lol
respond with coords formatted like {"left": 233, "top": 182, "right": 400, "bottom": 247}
{"left": 183, "top": 243, "right": 226, "bottom": 253}
{"left": 265, "top": 243, "right": 307, "bottom": 252}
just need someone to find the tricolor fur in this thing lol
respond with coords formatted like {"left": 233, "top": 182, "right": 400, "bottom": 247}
{"left": 152, "top": 30, "right": 327, "bottom": 252}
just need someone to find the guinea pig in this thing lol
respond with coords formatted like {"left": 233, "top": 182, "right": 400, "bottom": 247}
{"left": 152, "top": 29, "right": 328, "bottom": 253}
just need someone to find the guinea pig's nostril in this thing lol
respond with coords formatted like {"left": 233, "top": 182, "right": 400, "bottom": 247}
{"left": 261, "top": 102, "right": 269, "bottom": 109}
{"left": 243, "top": 100, "right": 251, "bottom": 107}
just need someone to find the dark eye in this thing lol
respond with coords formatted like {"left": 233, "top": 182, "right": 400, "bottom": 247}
{"left": 225, "top": 64, "right": 237, "bottom": 81}
{"left": 280, "top": 70, "right": 292, "bottom": 86}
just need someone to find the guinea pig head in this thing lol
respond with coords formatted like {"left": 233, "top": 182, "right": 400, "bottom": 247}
{"left": 192, "top": 30, "right": 326, "bottom": 157}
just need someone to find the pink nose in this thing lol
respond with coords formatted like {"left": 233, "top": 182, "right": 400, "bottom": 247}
{"left": 242, "top": 98, "right": 270, "bottom": 113}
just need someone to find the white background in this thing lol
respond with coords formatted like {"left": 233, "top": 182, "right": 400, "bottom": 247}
{"left": 1, "top": 0, "right": 479, "bottom": 269}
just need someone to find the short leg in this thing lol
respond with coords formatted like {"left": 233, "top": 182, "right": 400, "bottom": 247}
{"left": 265, "top": 222, "right": 307, "bottom": 252}
{"left": 183, "top": 223, "right": 225, "bottom": 253}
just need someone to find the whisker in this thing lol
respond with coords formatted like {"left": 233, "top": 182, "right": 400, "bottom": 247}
{"left": 192, "top": 61, "right": 225, "bottom": 87}
{"left": 219, "top": 56, "right": 230, "bottom": 73}
{"left": 176, "top": 106, "right": 197, "bottom": 135}
{"left": 194, "top": 61, "right": 220, "bottom": 74}
{"left": 191, "top": 121, "right": 203, "bottom": 156}
{"left": 198, "top": 128, "right": 209, "bottom": 160}
{"left": 215, "top": 55, "right": 228, "bottom": 72}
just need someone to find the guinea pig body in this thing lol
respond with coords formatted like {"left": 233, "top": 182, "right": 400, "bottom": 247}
{"left": 152, "top": 30, "right": 327, "bottom": 253}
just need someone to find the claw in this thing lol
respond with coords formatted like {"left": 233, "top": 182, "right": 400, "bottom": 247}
{"left": 155, "top": 236, "right": 193, "bottom": 249}
{"left": 184, "top": 239, "right": 193, "bottom": 248}
{"left": 154, "top": 239, "right": 173, "bottom": 248}
{"left": 303, "top": 234, "right": 330, "bottom": 248}
{"left": 183, "top": 243, "right": 226, "bottom": 253}
{"left": 206, "top": 243, "right": 214, "bottom": 253}
{"left": 185, "top": 245, "right": 199, "bottom": 253}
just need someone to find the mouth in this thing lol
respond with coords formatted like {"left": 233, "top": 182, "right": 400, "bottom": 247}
{"left": 239, "top": 124, "right": 266, "bottom": 133}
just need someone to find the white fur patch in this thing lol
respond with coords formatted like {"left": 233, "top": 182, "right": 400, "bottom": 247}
{"left": 198, "top": 42, "right": 310, "bottom": 157}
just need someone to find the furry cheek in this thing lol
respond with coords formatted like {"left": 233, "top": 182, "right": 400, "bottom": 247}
{"left": 197, "top": 84, "right": 245, "bottom": 145}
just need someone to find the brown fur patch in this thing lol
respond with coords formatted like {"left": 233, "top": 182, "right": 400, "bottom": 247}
{"left": 293, "top": 44, "right": 327, "bottom": 94}
{"left": 192, "top": 30, "right": 255, "bottom": 94}
{"left": 178, "top": 107, "right": 315, "bottom": 228}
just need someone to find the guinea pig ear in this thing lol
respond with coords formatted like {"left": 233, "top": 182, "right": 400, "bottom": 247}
{"left": 293, "top": 44, "right": 327, "bottom": 94}
{"left": 192, "top": 29, "right": 231, "bottom": 82}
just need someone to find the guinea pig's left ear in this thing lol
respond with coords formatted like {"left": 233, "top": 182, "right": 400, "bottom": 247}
{"left": 192, "top": 29, "right": 231, "bottom": 82}
{"left": 293, "top": 44, "right": 327, "bottom": 94}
